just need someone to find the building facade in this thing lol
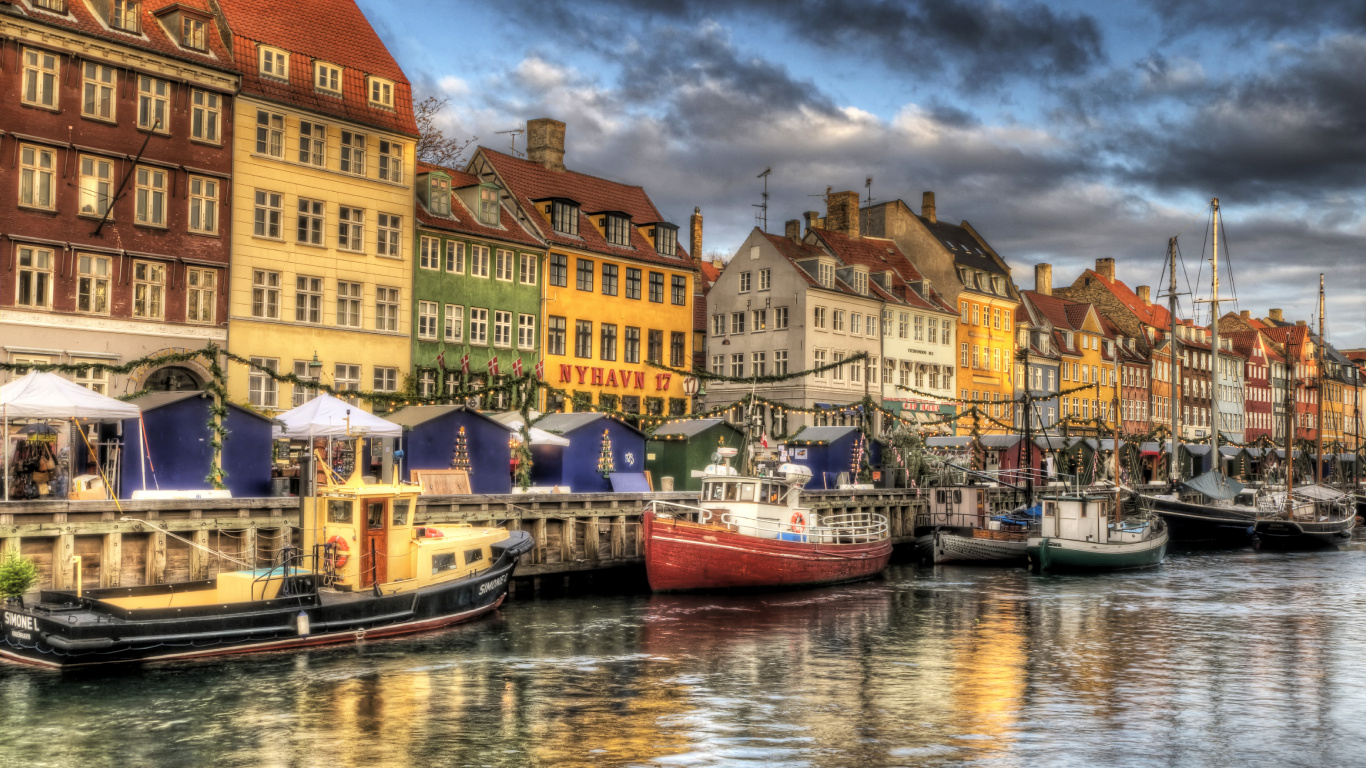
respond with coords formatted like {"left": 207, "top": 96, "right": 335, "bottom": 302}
{"left": 0, "top": 0, "right": 236, "bottom": 393}
{"left": 215, "top": 0, "right": 418, "bottom": 412}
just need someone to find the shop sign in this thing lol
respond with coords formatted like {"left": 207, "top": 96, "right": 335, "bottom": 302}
{"left": 559, "top": 365, "right": 673, "bottom": 391}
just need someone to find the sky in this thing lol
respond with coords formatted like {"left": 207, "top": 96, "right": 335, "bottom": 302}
{"left": 359, "top": 0, "right": 1366, "bottom": 346}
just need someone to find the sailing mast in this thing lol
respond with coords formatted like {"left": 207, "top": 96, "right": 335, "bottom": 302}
{"left": 1209, "top": 198, "right": 1222, "bottom": 471}
{"left": 1113, "top": 334, "right": 1124, "bottom": 519}
{"left": 1168, "top": 237, "right": 1180, "bottom": 483}
{"left": 1316, "top": 274, "right": 1325, "bottom": 486}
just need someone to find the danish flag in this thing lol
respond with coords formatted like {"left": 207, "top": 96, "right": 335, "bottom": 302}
{"left": 513, "top": 358, "right": 524, "bottom": 377}
{"left": 487, "top": 356, "right": 500, "bottom": 376}
{"left": 460, "top": 353, "right": 470, "bottom": 375}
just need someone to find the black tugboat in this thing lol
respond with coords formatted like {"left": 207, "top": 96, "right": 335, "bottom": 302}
{"left": 0, "top": 448, "right": 532, "bottom": 668}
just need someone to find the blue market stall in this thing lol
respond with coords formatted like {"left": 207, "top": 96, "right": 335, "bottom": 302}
{"left": 387, "top": 405, "right": 517, "bottom": 494}
{"left": 783, "top": 426, "right": 878, "bottom": 489}
{"left": 121, "top": 391, "right": 274, "bottom": 498}
{"left": 534, "top": 413, "right": 647, "bottom": 493}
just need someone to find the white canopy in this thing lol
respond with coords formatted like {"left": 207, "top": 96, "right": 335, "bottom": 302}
{"left": 495, "top": 415, "right": 571, "bottom": 447}
{"left": 272, "top": 393, "right": 402, "bottom": 439}
{"left": 0, "top": 371, "right": 140, "bottom": 420}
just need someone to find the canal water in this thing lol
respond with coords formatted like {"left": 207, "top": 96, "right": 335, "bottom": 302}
{"left": 3, "top": 550, "right": 1364, "bottom": 768}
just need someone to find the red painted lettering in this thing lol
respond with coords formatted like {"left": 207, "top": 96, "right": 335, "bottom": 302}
{"left": 633, "top": 371, "right": 646, "bottom": 389}
{"left": 591, "top": 367, "right": 604, "bottom": 386}
{"left": 655, "top": 373, "right": 672, "bottom": 391}
{"left": 619, "top": 369, "right": 633, "bottom": 389}
{"left": 559, "top": 364, "right": 573, "bottom": 383}
{"left": 605, "top": 369, "right": 619, "bottom": 387}
{"left": 575, "top": 365, "right": 588, "bottom": 384}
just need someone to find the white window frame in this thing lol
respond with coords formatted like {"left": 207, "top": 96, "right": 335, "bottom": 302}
{"left": 180, "top": 15, "right": 207, "bottom": 50}
{"left": 377, "top": 213, "right": 401, "bottom": 258}
{"left": 296, "top": 197, "right": 324, "bottom": 245}
{"left": 334, "top": 364, "right": 360, "bottom": 403}
{"left": 518, "top": 314, "right": 536, "bottom": 350}
{"left": 16, "top": 246, "right": 53, "bottom": 309}
{"left": 315, "top": 61, "right": 342, "bottom": 94}
{"left": 137, "top": 75, "right": 169, "bottom": 132}
{"left": 191, "top": 89, "right": 220, "bottom": 143}
{"left": 295, "top": 275, "right": 323, "bottom": 324}
{"left": 135, "top": 166, "right": 167, "bottom": 226}
{"left": 76, "top": 254, "right": 112, "bottom": 315}
{"left": 82, "top": 62, "right": 116, "bottom": 121}
{"left": 418, "top": 301, "right": 438, "bottom": 340}
{"left": 252, "top": 270, "right": 281, "bottom": 319}
{"left": 22, "top": 48, "right": 59, "bottom": 109}
{"left": 469, "top": 308, "right": 489, "bottom": 345}
{"left": 375, "top": 286, "right": 399, "bottom": 332}
{"left": 338, "top": 207, "right": 364, "bottom": 252}
{"left": 254, "top": 189, "right": 283, "bottom": 239}
{"left": 495, "top": 249, "right": 514, "bottom": 281}
{"left": 256, "top": 110, "right": 285, "bottom": 157}
{"left": 79, "top": 155, "right": 114, "bottom": 218}
{"left": 132, "top": 260, "right": 165, "bottom": 319}
{"left": 340, "top": 130, "right": 366, "bottom": 175}
{"left": 378, "top": 139, "right": 403, "bottom": 183}
{"left": 18, "top": 144, "right": 56, "bottom": 210}
{"left": 419, "top": 236, "right": 441, "bottom": 270}
{"left": 519, "top": 253, "right": 537, "bottom": 285}
{"left": 493, "top": 310, "right": 513, "bottom": 348}
{"left": 470, "top": 245, "right": 490, "bottom": 278}
{"left": 188, "top": 175, "right": 219, "bottom": 234}
{"left": 187, "top": 267, "right": 217, "bottom": 324}
{"left": 373, "top": 367, "right": 398, "bottom": 393}
{"left": 446, "top": 241, "right": 464, "bottom": 273}
{"left": 368, "top": 76, "right": 394, "bottom": 107}
{"left": 299, "top": 121, "right": 326, "bottom": 166}
{"left": 111, "top": 0, "right": 140, "bottom": 33}
{"left": 73, "top": 358, "right": 109, "bottom": 395}
{"left": 444, "top": 305, "right": 463, "bottom": 343}
{"left": 260, "top": 46, "right": 289, "bottom": 81}
{"left": 336, "top": 281, "right": 362, "bottom": 328}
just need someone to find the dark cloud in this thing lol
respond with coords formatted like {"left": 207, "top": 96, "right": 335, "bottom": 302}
{"left": 1144, "top": 0, "right": 1366, "bottom": 40}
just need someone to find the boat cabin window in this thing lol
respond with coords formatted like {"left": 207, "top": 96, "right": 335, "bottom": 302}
{"left": 724, "top": 483, "right": 739, "bottom": 501}
{"left": 1044, "top": 502, "right": 1056, "bottom": 517}
{"left": 704, "top": 482, "right": 724, "bottom": 501}
{"left": 327, "top": 500, "right": 353, "bottom": 524}
{"left": 464, "top": 548, "right": 484, "bottom": 565}
{"left": 1079, "top": 502, "right": 1088, "bottom": 518}
{"left": 432, "top": 552, "right": 457, "bottom": 574}
{"left": 392, "top": 499, "right": 410, "bottom": 526}
{"left": 367, "top": 502, "right": 385, "bottom": 529}
{"left": 739, "top": 483, "right": 755, "bottom": 501}
{"left": 760, "top": 482, "right": 787, "bottom": 505}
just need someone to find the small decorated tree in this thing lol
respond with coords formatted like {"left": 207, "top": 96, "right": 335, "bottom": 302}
{"left": 597, "top": 428, "right": 616, "bottom": 477}
{"left": 0, "top": 550, "right": 39, "bottom": 606}
{"left": 452, "top": 426, "right": 471, "bottom": 472}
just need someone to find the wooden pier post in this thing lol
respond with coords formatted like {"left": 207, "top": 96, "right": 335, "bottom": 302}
{"left": 561, "top": 518, "right": 575, "bottom": 563}
{"left": 585, "top": 517, "right": 600, "bottom": 561}
{"left": 100, "top": 532, "right": 122, "bottom": 587}
{"left": 52, "top": 534, "right": 74, "bottom": 590}
{"left": 533, "top": 518, "right": 547, "bottom": 565}
{"left": 146, "top": 530, "right": 167, "bottom": 585}
{"left": 189, "top": 530, "right": 210, "bottom": 581}
{"left": 241, "top": 527, "right": 257, "bottom": 570}
{"left": 611, "top": 515, "right": 625, "bottom": 559}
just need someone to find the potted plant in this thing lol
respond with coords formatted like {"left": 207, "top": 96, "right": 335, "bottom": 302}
{"left": 0, "top": 550, "right": 39, "bottom": 608}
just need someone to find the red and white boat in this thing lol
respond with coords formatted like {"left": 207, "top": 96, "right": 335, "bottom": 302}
{"left": 643, "top": 450, "right": 892, "bottom": 591}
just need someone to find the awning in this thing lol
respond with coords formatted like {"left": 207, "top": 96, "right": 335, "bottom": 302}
{"left": 1182, "top": 470, "right": 1245, "bottom": 501}
{"left": 272, "top": 393, "right": 402, "bottom": 438}
{"left": 0, "top": 371, "right": 140, "bottom": 420}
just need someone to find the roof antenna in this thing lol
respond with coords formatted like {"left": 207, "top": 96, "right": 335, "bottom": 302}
{"left": 495, "top": 126, "right": 525, "bottom": 158}
{"left": 753, "top": 167, "right": 771, "bottom": 232}
{"left": 865, "top": 176, "right": 874, "bottom": 207}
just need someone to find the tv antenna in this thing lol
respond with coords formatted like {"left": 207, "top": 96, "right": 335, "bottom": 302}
{"left": 495, "top": 127, "right": 525, "bottom": 157}
{"left": 753, "top": 167, "right": 771, "bottom": 232}
{"left": 865, "top": 176, "right": 874, "bottom": 207}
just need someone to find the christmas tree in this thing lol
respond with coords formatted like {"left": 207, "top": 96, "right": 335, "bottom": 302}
{"left": 452, "top": 426, "right": 472, "bottom": 472}
{"left": 597, "top": 428, "right": 615, "bottom": 477}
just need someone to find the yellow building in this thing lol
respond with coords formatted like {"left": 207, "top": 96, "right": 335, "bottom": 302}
{"left": 1024, "top": 291, "right": 1115, "bottom": 432}
{"left": 468, "top": 120, "right": 697, "bottom": 418}
{"left": 215, "top": 0, "right": 419, "bottom": 412}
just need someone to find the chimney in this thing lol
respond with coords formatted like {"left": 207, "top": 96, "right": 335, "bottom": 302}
{"left": 825, "top": 190, "right": 860, "bottom": 238}
{"left": 1136, "top": 285, "right": 1150, "bottom": 305}
{"left": 525, "top": 118, "right": 566, "bottom": 172}
{"left": 784, "top": 219, "right": 801, "bottom": 241}
{"left": 1035, "top": 263, "right": 1052, "bottom": 296}
{"left": 1240, "top": 310, "right": 1251, "bottom": 320}
{"left": 1296, "top": 320, "right": 1306, "bottom": 327}
{"left": 1095, "top": 258, "right": 1115, "bottom": 280}
{"left": 689, "top": 207, "right": 702, "bottom": 263}
{"left": 1269, "top": 308, "right": 1284, "bottom": 322}
{"left": 803, "top": 210, "right": 820, "bottom": 234}
{"left": 922, "top": 191, "right": 936, "bottom": 223}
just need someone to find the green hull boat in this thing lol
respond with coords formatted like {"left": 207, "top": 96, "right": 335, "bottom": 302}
{"left": 1027, "top": 492, "right": 1169, "bottom": 573}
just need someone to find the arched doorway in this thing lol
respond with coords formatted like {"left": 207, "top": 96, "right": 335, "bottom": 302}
{"left": 144, "top": 366, "right": 203, "bottom": 392}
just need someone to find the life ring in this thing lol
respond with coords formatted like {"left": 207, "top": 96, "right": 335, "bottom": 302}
{"left": 326, "top": 535, "right": 350, "bottom": 570}
{"left": 790, "top": 511, "right": 806, "bottom": 535}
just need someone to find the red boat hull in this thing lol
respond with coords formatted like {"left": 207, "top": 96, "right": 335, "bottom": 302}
{"left": 643, "top": 511, "right": 893, "bottom": 592}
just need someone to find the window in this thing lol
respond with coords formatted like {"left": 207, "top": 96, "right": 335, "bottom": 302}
{"left": 551, "top": 201, "right": 579, "bottom": 235}
{"left": 601, "top": 321, "right": 617, "bottom": 360}
{"left": 601, "top": 263, "right": 619, "bottom": 296}
{"left": 337, "top": 282, "right": 363, "bottom": 327}
{"left": 254, "top": 190, "right": 283, "bottom": 238}
{"left": 626, "top": 268, "right": 642, "bottom": 300}
{"left": 943, "top": 320, "right": 952, "bottom": 345}
{"left": 649, "top": 272, "right": 664, "bottom": 303}
{"left": 901, "top": 361, "right": 913, "bottom": 387}
{"left": 19, "top": 145, "right": 55, "bottom": 209}
{"left": 379, "top": 140, "right": 403, "bottom": 183}
{"left": 260, "top": 47, "right": 288, "bottom": 80}
{"left": 419, "top": 236, "right": 441, "bottom": 270}
{"left": 625, "top": 327, "right": 641, "bottom": 363}
{"left": 315, "top": 62, "right": 342, "bottom": 94}
{"left": 292, "top": 361, "right": 317, "bottom": 406}
{"left": 444, "top": 305, "right": 463, "bottom": 342}
{"left": 813, "top": 349, "right": 827, "bottom": 379}
{"left": 377, "top": 213, "right": 401, "bottom": 257}
{"left": 256, "top": 111, "right": 285, "bottom": 157}
{"left": 335, "top": 364, "right": 360, "bottom": 403}
{"left": 299, "top": 121, "right": 326, "bottom": 166}
{"left": 604, "top": 214, "right": 631, "bottom": 246}
{"left": 22, "top": 48, "right": 59, "bottom": 109}
{"left": 424, "top": 175, "right": 451, "bottom": 217}
{"left": 672, "top": 275, "right": 687, "bottom": 305}
{"left": 76, "top": 255, "right": 111, "bottom": 314}
{"left": 576, "top": 259, "right": 594, "bottom": 291}
{"left": 418, "top": 301, "right": 438, "bottom": 340}
{"left": 518, "top": 314, "right": 536, "bottom": 350}
{"left": 575, "top": 320, "right": 593, "bottom": 358}
{"left": 759, "top": 268, "right": 771, "bottom": 291}
{"left": 338, "top": 207, "right": 364, "bottom": 251}
{"left": 655, "top": 225, "right": 677, "bottom": 256}
{"left": 711, "top": 355, "right": 724, "bottom": 375}
{"left": 730, "top": 312, "right": 746, "bottom": 334}
{"left": 446, "top": 241, "right": 464, "bottom": 273}
{"left": 511, "top": 255, "right": 535, "bottom": 288}
{"left": 832, "top": 310, "right": 845, "bottom": 332}
{"left": 252, "top": 270, "right": 280, "bottom": 319}
{"left": 189, "top": 176, "right": 219, "bottom": 234}
{"left": 648, "top": 330, "right": 664, "bottom": 364}
{"left": 469, "top": 246, "right": 490, "bottom": 278}
{"left": 818, "top": 262, "right": 834, "bottom": 287}
{"left": 751, "top": 309, "right": 767, "bottom": 331}
{"left": 739, "top": 271, "right": 752, "bottom": 293}
{"left": 494, "top": 249, "right": 514, "bottom": 281}
{"left": 972, "top": 305, "right": 980, "bottom": 325}
{"left": 79, "top": 156, "right": 114, "bottom": 218}
{"left": 548, "top": 316, "right": 566, "bottom": 355}
{"left": 814, "top": 306, "right": 827, "bottom": 329}
{"left": 32, "top": 0, "right": 67, "bottom": 12}
{"left": 961, "top": 343, "right": 970, "bottom": 367}
{"left": 375, "top": 286, "right": 399, "bottom": 332}
{"left": 774, "top": 307, "right": 789, "bottom": 329}
{"left": 16, "top": 247, "right": 53, "bottom": 309}
{"left": 368, "top": 76, "right": 394, "bottom": 107}
{"left": 833, "top": 352, "right": 846, "bottom": 381}
{"left": 137, "top": 76, "right": 169, "bottom": 131}
{"left": 132, "top": 261, "right": 164, "bottom": 319}
{"left": 549, "top": 254, "right": 568, "bottom": 287}
{"left": 295, "top": 276, "right": 322, "bottom": 323}
{"left": 295, "top": 198, "right": 325, "bottom": 245}
{"left": 186, "top": 268, "right": 216, "bottom": 324}
{"left": 373, "top": 367, "right": 398, "bottom": 393}
{"left": 710, "top": 315, "right": 724, "bottom": 335}
{"left": 340, "top": 131, "right": 366, "bottom": 174}
{"left": 111, "top": 0, "right": 140, "bottom": 33}
{"left": 135, "top": 167, "right": 167, "bottom": 226}
{"left": 83, "top": 63, "right": 116, "bottom": 121}
{"left": 249, "top": 358, "right": 279, "bottom": 407}
{"left": 774, "top": 350, "right": 789, "bottom": 375}
{"left": 468, "top": 308, "right": 488, "bottom": 344}
{"left": 850, "top": 355, "right": 861, "bottom": 383}
{"left": 851, "top": 313, "right": 862, "bottom": 335}
{"left": 494, "top": 311, "right": 512, "bottom": 347}
{"left": 672, "top": 333, "right": 687, "bottom": 367}
{"left": 731, "top": 354, "right": 745, "bottom": 377}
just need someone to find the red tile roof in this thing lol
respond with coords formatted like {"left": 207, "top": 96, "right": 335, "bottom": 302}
{"left": 807, "top": 228, "right": 955, "bottom": 313}
{"left": 214, "top": 0, "right": 419, "bottom": 136}
{"left": 8, "top": 0, "right": 234, "bottom": 72}
{"left": 480, "top": 148, "right": 695, "bottom": 269}
{"left": 699, "top": 261, "right": 722, "bottom": 290}
{"left": 1076, "top": 269, "right": 1171, "bottom": 330}
{"left": 413, "top": 161, "right": 543, "bottom": 248}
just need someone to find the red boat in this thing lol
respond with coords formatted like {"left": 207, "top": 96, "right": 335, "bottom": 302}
{"left": 643, "top": 460, "right": 892, "bottom": 592}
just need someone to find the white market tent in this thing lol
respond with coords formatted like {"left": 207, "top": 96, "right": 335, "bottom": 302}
{"left": 272, "top": 393, "right": 402, "bottom": 439}
{"left": 1, "top": 372, "right": 142, "bottom": 502}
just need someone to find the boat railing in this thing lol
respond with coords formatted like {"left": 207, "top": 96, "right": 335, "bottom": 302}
{"left": 712, "top": 510, "right": 889, "bottom": 543}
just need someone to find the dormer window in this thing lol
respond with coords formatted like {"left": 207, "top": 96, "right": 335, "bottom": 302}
{"left": 602, "top": 214, "right": 631, "bottom": 247}
{"left": 429, "top": 175, "right": 451, "bottom": 217}
{"left": 111, "top": 0, "right": 140, "bottom": 32}
{"left": 551, "top": 200, "right": 579, "bottom": 236}
{"left": 993, "top": 276, "right": 1006, "bottom": 294}
{"left": 315, "top": 62, "right": 342, "bottom": 94}
{"left": 654, "top": 224, "right": 677, "bottom": 256}
{"left": 33, "top": 0, "right": 66, "bottom": 12}
{"left": 1064, "top": 331, "right": 1074, "bottom": 348}
{"left": 260, "top": 47, "right": 289, "bottom": 81}
{"left": 368, "top": 77, "right": 394, "bottom": 108}
{"left": 181, "top": 16, "right": 206, "bottom": 50}
{"left": 818, "top": 262, "right": 835, "bottom": 288}
{"left": 853, "top": 271, "right": 869, "bottom": 296}
{"left": 479, "top": 187, "right": 499, "bottom": 225}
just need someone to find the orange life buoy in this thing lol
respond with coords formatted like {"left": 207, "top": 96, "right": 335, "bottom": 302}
{"left": 326, "top": 535, "right": 350, "bottom": 570}
{"left": 790, "top": 511, "right": 806, "bottom": 535}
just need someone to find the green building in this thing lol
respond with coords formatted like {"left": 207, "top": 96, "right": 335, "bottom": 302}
{"left": 646, "top": 419, "right": 744, "bottom": 491}
{"left": 413, "top": 162, "right": 546, "bottom": 404}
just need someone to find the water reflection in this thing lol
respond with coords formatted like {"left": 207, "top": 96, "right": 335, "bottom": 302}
{"left": 2, "top": 552, "right": 1365, "bottom": 767}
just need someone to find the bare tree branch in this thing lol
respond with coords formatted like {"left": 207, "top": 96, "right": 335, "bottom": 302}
{"left": 414, "top": 96, "right": 478, "bottom": 169}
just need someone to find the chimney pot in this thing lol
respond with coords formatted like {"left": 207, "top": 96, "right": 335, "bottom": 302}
{"left": 525, "top": 118, "right": 566, "bottom": 172}
{"left": 922, "top": 191, "right": 937, "bottom": 224}
{"left": 825, "top": 190, "right": 861, "bottom": 239}
{"left": 689, "top": 207, "right": 703, "bottom": 263}
{"left": 803, "top": 210, "right": 820, "bottom": 234}
{"left": 1269, "top": 308, "right": 1284, "bottom": 322}
{"left": 1137, "top": 285, "right": 1150, "bottom": 304}
{"left": 784, "top": 219, "right": 801, "bottom": 241}
{"left": 1296, "top": 320, "right": 1306, "bottom": 327}
{"left": 1095, "top": 258, "right": 1115, "bottom": 281}
{"left": 1240, "top": 310, "right": 1251, "bottom": 320}
{"left": 1035, "top": 263, "right": 1053, "bottom": 296}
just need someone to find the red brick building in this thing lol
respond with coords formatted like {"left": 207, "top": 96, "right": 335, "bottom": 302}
{"left": 0, "top": 0, "right": 237, "bottom": 394}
